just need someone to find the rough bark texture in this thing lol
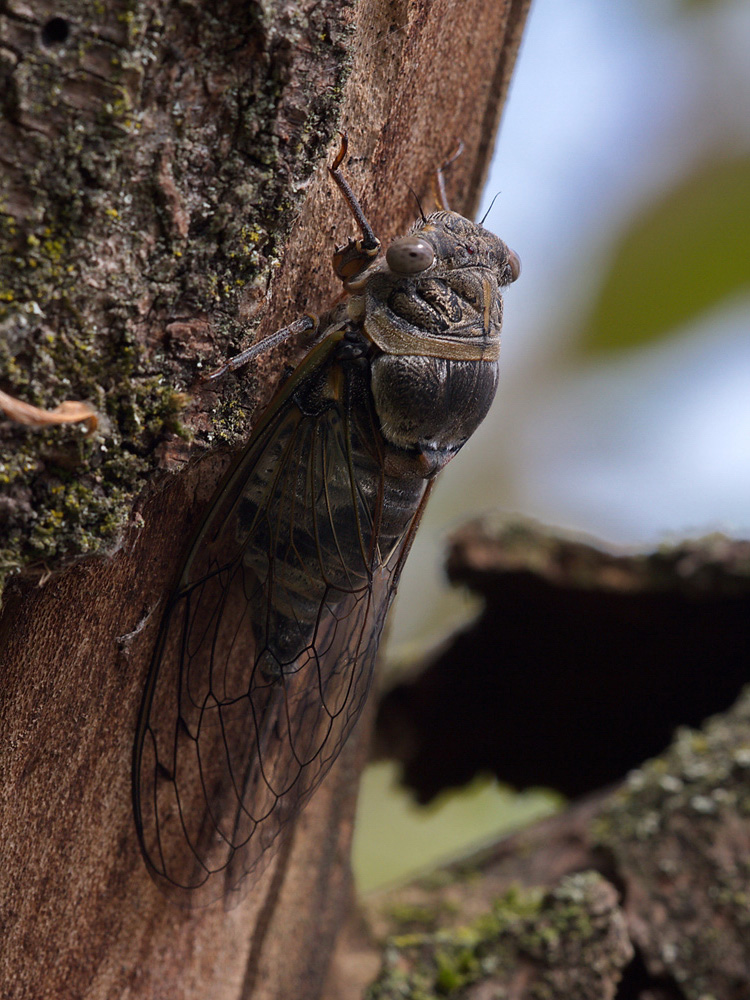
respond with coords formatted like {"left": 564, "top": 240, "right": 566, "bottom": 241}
{"left": 366, "top": 872, "right": 634, "bottom": 1000}
{"left": 1, "top": 0, "right": 357, "bottom": 581}
{"left": 598, "top": 691, "right": 750, "bottom": 1000}
{"left": 0, "top": 2, "right": 530, "bottom": 999}
{"left": 348, "top": 520, "right": 750, "bottom": 1000}
{"left": 337, "top": 689, "right": 750, "bottom": 1000}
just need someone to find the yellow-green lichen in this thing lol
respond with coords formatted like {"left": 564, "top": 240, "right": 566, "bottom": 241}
{"left": 367, "top": 874, "right": 626, "bottom": 999}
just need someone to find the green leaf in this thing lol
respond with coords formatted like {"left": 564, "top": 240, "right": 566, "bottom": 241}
{"left": 578, "top": 156, "right": 750, "bottom": 353}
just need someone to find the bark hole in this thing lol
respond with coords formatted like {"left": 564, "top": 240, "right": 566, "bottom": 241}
{"left": 40, "top": 17, "right": 70, "bottom": 47}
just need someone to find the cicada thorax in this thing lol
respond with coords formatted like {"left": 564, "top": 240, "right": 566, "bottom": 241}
{"left": 355, "top": 210, "right": 512, "bottom": 472}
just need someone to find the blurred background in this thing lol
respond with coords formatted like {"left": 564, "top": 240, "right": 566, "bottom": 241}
{"left": 353, "top": 0, "right": 750, "bottom": 893}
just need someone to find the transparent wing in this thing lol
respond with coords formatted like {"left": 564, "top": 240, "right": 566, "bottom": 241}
{"left": 133, "top": 333, "right": 428, "bottom": 907}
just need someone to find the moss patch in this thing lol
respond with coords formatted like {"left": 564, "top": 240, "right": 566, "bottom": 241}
{"left": 367, "top": 872, "right": 632, "bottom": 999}
{"left": 0, "top": 0, "right": 353, "bottom": 593}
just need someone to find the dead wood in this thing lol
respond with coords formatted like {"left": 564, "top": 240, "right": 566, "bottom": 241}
{"left": 376, "top": 518, "right": 750, "bottom": 799}
{"left": 351, "top": 519, "right": 750, "bottom": 999}
{"left": 337, "top": 689, "right": 750, "bottom": 999}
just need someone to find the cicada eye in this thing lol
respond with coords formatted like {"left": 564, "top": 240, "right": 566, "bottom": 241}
{"left": 507, "top": 248, "right": 521, "bottom": 282}
{"left": 386, "top": 236, "right": 435, "bottom": 275}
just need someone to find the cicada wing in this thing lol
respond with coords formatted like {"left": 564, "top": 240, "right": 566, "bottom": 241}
{"left": 134, "top": 336, "right": 427, "bottom": 907}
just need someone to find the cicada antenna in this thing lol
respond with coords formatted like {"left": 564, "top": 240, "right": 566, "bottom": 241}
{"left": 480, "top": 191, "right": 501, "bottom": 226}
{"left": 408, "top": 185, "right": 428, "bottom": 224}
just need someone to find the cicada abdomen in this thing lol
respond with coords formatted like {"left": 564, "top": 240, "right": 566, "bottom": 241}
{"left": 133, "top": 136, "right": 519, "bottom": 906}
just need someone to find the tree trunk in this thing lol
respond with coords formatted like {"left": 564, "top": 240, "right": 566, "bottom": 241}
{"left": 0, "top": 2, "right": 530, "bottom": 998}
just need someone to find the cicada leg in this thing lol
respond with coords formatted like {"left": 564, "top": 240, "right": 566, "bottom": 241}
{"left": 434, "top": 140, "right": 465, "bottom": 212}
{"left": 328, "top": 133, "right": 381, "bottom": 286}
{"left": 201, "top": 313, "right": 319, "bottom": 383}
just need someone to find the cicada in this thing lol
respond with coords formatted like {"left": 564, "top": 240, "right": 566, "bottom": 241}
{"left": 133, "top": 136, "right": 520, "bottom": 906}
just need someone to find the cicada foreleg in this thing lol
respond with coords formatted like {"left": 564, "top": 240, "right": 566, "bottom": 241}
{"left": 328, "top": 133, "right": 381, "bottom": 287}
{"left": 434, "top": 140, "right": 465, "bottom": 212}
{"left": 201, "top": 314, "right": 319, "bottom": 383}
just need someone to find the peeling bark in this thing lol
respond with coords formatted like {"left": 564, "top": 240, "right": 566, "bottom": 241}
{"left": 0, "top": 2, "right": 530, "bottom": 998}
{"left": 376, "top": 518, "right": 750, "bottom": 800}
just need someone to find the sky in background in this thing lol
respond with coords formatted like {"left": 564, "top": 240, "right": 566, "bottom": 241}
{"left": 388, "top": 0, "right": 750, "bottom": 654}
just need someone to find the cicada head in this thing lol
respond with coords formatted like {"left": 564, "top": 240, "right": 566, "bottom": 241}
{"left": 359, "top": 211, "right": 519, "bottom": 473}
{"left": 405, "top": 210, "right": 520, "bottom": 287}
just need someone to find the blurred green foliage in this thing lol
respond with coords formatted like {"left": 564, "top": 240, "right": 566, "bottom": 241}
{"left": 353, "top": 762, "right": 561, "bottom": 894}
{"left": 578, "top": 156, "right": 750, "bottom": 353}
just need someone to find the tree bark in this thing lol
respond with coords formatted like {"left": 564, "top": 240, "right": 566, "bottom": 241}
{"left": 376, "top": 518, "right": 750, "bottom": 800}
{"left": 333, "top": 686, "right": 750, "bottom": 999}
{"left": 0, "top": 2, "right": 530, "bottom": 998}
{"left": 349, "top": 521, "right": 750, "bottom": 1000}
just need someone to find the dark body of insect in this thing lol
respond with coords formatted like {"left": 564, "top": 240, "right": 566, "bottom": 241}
{"left": 133, "top": 139, "right": 520, "bottom": 906}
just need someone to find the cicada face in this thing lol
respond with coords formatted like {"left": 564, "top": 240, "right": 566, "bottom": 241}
{"left": 133, "top": 146, "right": 520, "bottom": 907}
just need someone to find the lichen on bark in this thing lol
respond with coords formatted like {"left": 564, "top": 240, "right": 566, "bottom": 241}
{"left": 595, "top": 687, "right": 750, "bottom": 1000}
{"left": 366, "top": 872, "right": 632, "bottom": 1000}
{"left": 0, "top": 0, "right": 354, "bottom": 591}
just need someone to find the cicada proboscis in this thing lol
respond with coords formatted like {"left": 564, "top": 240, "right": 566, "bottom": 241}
{"left": 133, "top": 136, "right": 520, "bottom": 906}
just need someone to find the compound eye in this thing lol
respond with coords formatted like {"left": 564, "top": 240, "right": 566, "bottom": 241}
{"left": 386, "top": 236, "right": 435, "bottom": 275}
{"left": 507, "top": 248, "right": 521, "bottom": 282}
